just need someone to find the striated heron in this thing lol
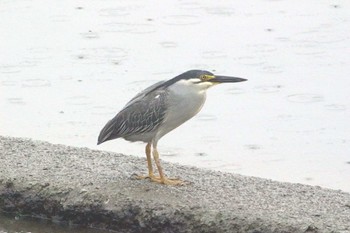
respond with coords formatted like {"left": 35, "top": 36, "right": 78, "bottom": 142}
{"left": 97, "top": 70, "right": 247, "bottom": 185}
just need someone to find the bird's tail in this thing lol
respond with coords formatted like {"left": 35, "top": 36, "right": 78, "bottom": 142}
{"left": 97, "top": 118, "right": 119, "bottom": 145}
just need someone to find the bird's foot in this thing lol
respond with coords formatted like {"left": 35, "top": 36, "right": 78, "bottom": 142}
{"left": 133, "top": 173, "right": 160, "bottom": 181}
{"left": 132, "top": 174, "right": 187, "bottom": 185}
{"left": 154, "top": 177, "right": 187, "bottom": 186}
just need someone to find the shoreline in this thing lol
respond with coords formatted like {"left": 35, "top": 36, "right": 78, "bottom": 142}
{"left": 1, "top": 136, "right": 349, "bottom": 232}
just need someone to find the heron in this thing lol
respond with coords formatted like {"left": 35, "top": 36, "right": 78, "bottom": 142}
{"left": 97, "top": 70, "right": 247, "bottom": 185}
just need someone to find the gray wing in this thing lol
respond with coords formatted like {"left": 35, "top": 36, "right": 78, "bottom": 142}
{"left": 124, "top": 80, "right": 166, "bottom": 108}
{"left": 97, "top": 83, "right": 168, "bottom": 144}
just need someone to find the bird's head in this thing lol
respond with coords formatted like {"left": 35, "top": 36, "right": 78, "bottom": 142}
{"left": 167, "top": 70, "right": 247, "bottom": 92}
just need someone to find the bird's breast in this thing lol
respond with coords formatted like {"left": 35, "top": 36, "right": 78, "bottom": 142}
{"left": 154, "top": 85, "right": 207, "bottom": 141}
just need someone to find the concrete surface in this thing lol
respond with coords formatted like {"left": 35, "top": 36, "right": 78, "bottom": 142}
{"left": 0, "top": 136, "right": 349, "bottom": 233}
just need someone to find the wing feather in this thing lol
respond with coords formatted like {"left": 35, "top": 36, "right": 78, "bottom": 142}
{"left": 97, "top": 86, "right": 168, "bottom": 144}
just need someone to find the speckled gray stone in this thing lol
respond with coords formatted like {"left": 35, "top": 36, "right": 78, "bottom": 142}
{"left": 0, "top": 136, "right": 349, "bottom": 233}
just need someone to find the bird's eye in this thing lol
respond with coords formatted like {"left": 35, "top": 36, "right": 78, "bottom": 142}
{"left": 200, "top": 75, "right": 214, "bottom": 81}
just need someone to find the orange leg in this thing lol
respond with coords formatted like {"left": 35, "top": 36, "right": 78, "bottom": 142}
{"left": 151, "top": 144, "right": 185, "bottom": 185}
{"left": 135, "top": 143, "right": 160, "bottom": 180}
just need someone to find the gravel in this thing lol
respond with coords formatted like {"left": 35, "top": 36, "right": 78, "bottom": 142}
{"left": 0, "top": 136, "right": 349, "bottom": 233}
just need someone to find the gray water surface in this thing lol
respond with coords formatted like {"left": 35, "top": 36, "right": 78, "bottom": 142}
{"left": 1, "top": 0, "right": 349, "bottom": 193}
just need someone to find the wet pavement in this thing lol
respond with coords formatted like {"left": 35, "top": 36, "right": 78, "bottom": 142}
{"left": 1, "top": 136, "right": 350, "bottom": 232}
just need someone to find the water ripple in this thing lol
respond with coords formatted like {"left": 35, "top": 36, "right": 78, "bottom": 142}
{"left": 287, "top": 94, "right": 324, "bottom": 103}
{"left": 201, "top": 136, "right": 220, "bottom": 143}
{"left": 324, "top": 104, "right": 347, "bottom": 111}
{"left": 1, "top": 80, "right": 17, "bottom": 86}
{"left": 196, "top": 114, "right": 217, "bottom": 121}
{"left": 202, "top": 51, "right": 227, "bottom": 59}
{"left": 205, "top": 7, "right": 235, "bottom": 16}
{"left": 75, "top": 47, "right": 128, "bottom": 64}
{"left": 99, "top": 7, "right": 130, "bottom": 17}
{"left": 159, "top": 41, "right": 178, "bottom": 48}
{"left": 254, "top": 85, "right": 282, "bottom": 93}
{"left": 104, "top": 23, "right": 155, "bottom": 34}
{"left": 162, "top": 15, "right": 200, "bottom": 25}
{"left": 226, "top": 87, "right": 246, "bottom": 95}
{"left": 245, "top": 144, "right": 261, "bottom": 150}
{"left": 178, "top": 2, "right": 202, "bottom": 10}
{"left": 66, "top": 96, "right": 91, "bottom": 106}
{"left": 261, "top": 65, "right": 283, "bottom": 74}
{"left": 80, "top": 31, "right": 99, "bottom": 39}
{"left": 49, "top": 15, "right": 69, "bottom": 23}
{"left": 91, "top": 106, "right": 117, "bottom": 115}
{"left": 22, "top": 79, "right": 51, "bottom": 87}
{"left": 7, "top": 98, "right": 25, "bottom": 105}
{"left": 0, "top": 65, "right": 21, "bottom": 74}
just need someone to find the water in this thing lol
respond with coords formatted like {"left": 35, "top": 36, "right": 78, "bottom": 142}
{"left": 1, "top": 0, "right": 350, "bottom": 230}
{"left": 0, "top": 213, "right": 110, "bottom": 233}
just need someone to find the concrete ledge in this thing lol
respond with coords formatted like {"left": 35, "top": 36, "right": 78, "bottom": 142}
{"left": 0, "top": 136, "right": 349, "bottom": 233}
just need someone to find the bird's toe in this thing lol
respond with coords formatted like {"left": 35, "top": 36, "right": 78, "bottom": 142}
{"left": 132, "top": 173, "right": 161, "bottom": 181}
{"left": 161, "top": 177, "right": 187, "bottom": 186}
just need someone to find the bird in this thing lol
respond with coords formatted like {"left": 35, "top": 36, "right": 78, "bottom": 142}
{"left": 97, "top": 70, "right": 247, "bottom": 185}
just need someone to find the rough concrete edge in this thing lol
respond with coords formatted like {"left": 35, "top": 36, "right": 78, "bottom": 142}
{"left": 0, "top": 181, "right": 283, "bottom": 233}
{"left": 0, "top": 136, "right": 349, "bottom": 233}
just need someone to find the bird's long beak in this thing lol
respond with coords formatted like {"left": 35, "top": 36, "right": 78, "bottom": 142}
{"left": 210, "top": 75, "right": 247, "bottom": 83}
